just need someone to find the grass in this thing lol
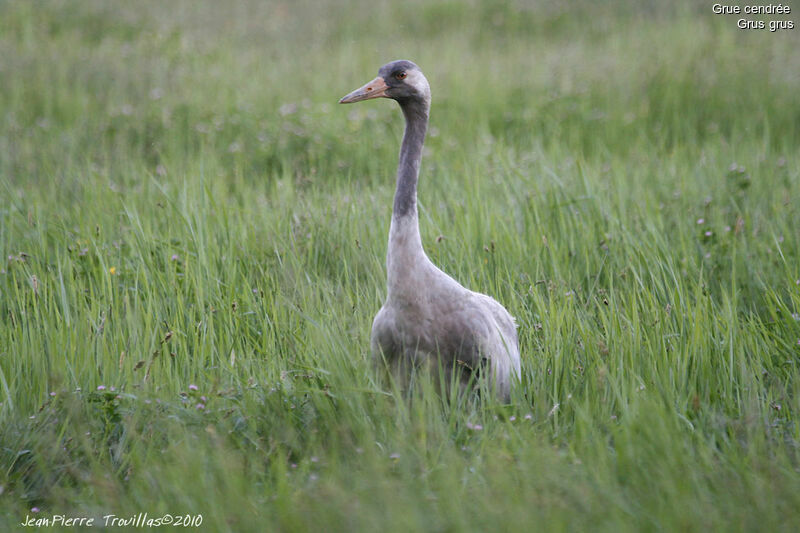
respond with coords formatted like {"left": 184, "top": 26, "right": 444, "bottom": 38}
{"left": 1, "top": 0, "right": 799, "bottom": 530}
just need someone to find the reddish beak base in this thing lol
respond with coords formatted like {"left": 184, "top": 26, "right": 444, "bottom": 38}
{"left": 339, "top": 76, "right": 389, "bottom": 103}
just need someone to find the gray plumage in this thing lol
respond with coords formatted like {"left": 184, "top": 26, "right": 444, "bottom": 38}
{"left": 340, "top": 60, "right": 521, "bottom": 399}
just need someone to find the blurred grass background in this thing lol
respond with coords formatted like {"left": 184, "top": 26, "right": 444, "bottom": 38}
{"left": 1, "top": 0, "right": 799, "bottom": 530}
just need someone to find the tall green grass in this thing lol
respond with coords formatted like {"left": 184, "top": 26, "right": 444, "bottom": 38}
{"left": 1, "top": 0, "right": 799, "bottom": 530}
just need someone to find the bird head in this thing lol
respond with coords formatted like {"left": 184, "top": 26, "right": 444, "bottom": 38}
{"left": 339, "top": 60, "right": 430, "bottom": 106}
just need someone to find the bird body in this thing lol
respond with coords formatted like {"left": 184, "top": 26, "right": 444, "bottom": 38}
{"left": 340, "top": 60, "right": 521, "bottom": 399}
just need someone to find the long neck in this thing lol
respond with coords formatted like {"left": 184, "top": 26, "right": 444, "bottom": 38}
{"left": 393, "top": 100, "right": 428, "bottom": 218}
{"left": 386, "top": 99, "right": 429, "bottom": 293}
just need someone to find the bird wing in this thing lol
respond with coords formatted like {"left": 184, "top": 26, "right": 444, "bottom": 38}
{"left": 473, "top": 292, "right": 522, "bottom": 378}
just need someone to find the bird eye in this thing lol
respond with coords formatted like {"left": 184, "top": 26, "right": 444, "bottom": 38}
{"left": 396, "top": 72, "right": 407, "bottom": 80}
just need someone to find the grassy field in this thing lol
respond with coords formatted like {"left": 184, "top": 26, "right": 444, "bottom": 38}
{"left": 1, "top": 0, "right": 799, "bottom": 530}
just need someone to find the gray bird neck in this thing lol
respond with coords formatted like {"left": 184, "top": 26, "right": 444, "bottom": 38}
{"left": 386, "top": 98, "right": 430, "bottom": 294}
{"left": 393, "top": 101, "right": 428, "bottom": 218}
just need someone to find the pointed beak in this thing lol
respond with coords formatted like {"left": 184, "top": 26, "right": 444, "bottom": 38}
{"left": 339, "top": 76, "right": 389, "bottom": 104}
